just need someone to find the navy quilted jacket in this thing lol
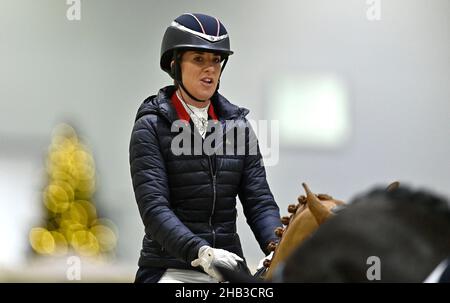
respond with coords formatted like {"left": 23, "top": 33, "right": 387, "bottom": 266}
{"left": 129, "top": 85, "right": 282, "bottom": 269}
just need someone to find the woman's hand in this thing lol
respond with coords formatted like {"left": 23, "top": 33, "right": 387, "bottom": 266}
{"left": 191, "top": 245, "right": 243, "bottom": 281}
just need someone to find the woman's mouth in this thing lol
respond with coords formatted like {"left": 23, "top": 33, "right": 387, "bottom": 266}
{"left": 200, "top": 77, "right": 214, "bottom": 87}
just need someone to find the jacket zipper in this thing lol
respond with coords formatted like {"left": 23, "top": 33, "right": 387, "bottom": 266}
{"left": 208, "top": 156, "right": 217, "bottom": 248}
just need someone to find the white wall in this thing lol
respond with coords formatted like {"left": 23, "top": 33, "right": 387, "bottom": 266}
{"left": 1, "top": 0, "right": 449, "bottom": 272}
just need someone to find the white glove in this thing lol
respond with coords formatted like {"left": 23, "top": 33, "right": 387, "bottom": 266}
{"left": 257, "top": 251, "right": 274, "bottom": 270}
{"left": 191, "top": 245, "right": 243, "bottom": 281}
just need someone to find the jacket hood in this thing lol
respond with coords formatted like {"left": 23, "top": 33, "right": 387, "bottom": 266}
{"left": 135, "top": 85, "right": 249, "bottom": 122}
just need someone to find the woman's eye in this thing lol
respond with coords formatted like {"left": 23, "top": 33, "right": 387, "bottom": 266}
{"left": 194, "top": 56, "right": 203, "bottom": 62}
{"left": 213, "top": 58, "right": 221, "bottom": 64}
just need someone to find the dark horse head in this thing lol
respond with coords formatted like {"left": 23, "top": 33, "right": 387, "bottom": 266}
{"left": 280, "top": 185, "right": 450, "bottom": 282}
{"left": 218, "top": 185, "right": 450, "bottom": 282}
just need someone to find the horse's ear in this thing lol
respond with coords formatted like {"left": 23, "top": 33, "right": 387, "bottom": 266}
{"left": 302, "top": 183, "right": 333, "bottom": 225}
{"left": 386, "top": 181, "right": 400, "bottom": 192}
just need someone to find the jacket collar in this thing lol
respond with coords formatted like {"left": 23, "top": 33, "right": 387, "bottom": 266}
{"left": 135, "top": 85, "right": 249, "bottom": 123}
{"left": 171, "top": 90, "right": 218, "bottom": 123}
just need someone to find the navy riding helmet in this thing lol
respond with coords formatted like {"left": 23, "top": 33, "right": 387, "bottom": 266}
{"left": 160, "top": 13, "right": 234, "bottom": 102}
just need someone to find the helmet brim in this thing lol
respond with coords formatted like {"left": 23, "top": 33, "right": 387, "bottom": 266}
{"left": 160, "top": 25, "right": 233, "bottom": 75}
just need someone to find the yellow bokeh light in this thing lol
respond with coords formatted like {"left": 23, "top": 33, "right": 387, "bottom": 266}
{"left": 61, "top": 202, "right": 88, "bottom": 226}
{"left": 30, "top": 123, "right": 117, "bottom": 259}
{"left": 76, "top": 163, "right": 95, "bottom": 182}
{"left": 91, "top": 218, "right": 119, "bottom": 236}
{"left": 53, "top": 180, "right": 75, "bottom": 202}
{"left": 44, "top": 184, "right": 71, "bottom": 213}
{"left": 29, "top": 228, "right": 55, "bottom": 255}
{"left": 90, "top": 224, "right": 117, "bottom": 252}
{"left": 59, "top": 219, "right": 85, "bottom": 242}
{"left": 76, "top": 200, "right": 97, "bottom": 224}
{"left": 76, "top": 179, "right": 95, "bottom": 195}
{"left": 51, "top": 123, "right": 77, "bottom": 142}
{"left": 50, "top": 231, "right": 68, "bottom": 256}
{"left": 71, "top": 230, "right": 100, "bottom": 257}
{"left": 73, "top": 149, "right": 94, "bottom": 167}
{"left": 49, "top": 169, "right": 76, "bottom": 187}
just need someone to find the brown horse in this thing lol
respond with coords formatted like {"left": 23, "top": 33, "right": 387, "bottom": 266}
{"left": 262, "top": 181, "right": 400, "bottom": 280}
{"left": 262, "top": 183, "right": 345, "bottom": 279}
{"left": 218, "top": 181, "right": 450, "bottom": 283}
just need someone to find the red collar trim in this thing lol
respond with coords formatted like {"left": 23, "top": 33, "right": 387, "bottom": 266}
{"left": 208, "top": 101, "right": 218, "bottom": 121}
{"left": 171, "top": 92, "right": 219, "bottom": 122}
{"left": 171, "top": 92, "right": 190, "bottom": 122}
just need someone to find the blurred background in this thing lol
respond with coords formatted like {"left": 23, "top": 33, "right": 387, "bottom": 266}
{"left": 0, "top": 0, "right": 448, "bottom": 282}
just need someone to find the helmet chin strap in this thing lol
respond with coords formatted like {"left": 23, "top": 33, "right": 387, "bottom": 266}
{"left": 176, "top": 79, "right": 210, "bottom": 103}
{"left": 173, "top": 52, "right": 229, "bottom": 103}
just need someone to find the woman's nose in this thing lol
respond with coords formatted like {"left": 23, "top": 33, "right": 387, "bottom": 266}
{"left": 204, "top": 60, "right": 219, "bottom": 72}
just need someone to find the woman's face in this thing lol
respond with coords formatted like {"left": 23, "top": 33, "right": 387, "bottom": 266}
{"left": 179, "top": 51, "right": 222, "bottom": 100}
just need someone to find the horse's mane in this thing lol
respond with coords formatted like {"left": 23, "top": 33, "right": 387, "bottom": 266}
{"left": 352, "top": 186, "right": 450, "bottom": 216}
{"left": 281, "top": 186, "right": 450, "bottom": 282}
